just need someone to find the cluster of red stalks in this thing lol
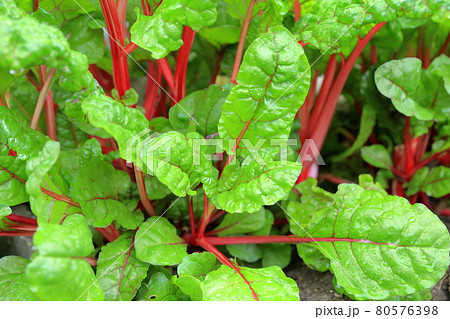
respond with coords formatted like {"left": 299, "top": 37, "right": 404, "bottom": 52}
{"left": 2, "top": 0, "right": 449, "bottom": 300}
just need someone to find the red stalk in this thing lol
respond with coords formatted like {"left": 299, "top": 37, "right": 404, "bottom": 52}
{"left": 309, "top": 54, "right": 337, "bottom": 132}
{"left": 33, "top": 0, "right": 38, "bottom": 11}
{"left": 120, "top": 42, "right": 138, "bottom": 57}
{"left": 204, "top": 235, "right": 403, "bottom": 246}
{"left": 439, "top": 209, "right": 450, "bottom": 216}
{"left": 370, "top": 45, "right": 377, "bottom": 65}
{"left": 31, "top": 68, "right": 55, "bottom": 130}
{"left": 116, "top": 0, "right": 128, "bottom": 38}
{"left": 143, "top": 61, "right": 162, "bottom": 119}
{"left": 174, "top": 27, "right": 196, "bottom": 103}
{"left": 309, "top": 22, "right": 386, "bottom": 153}
{"left": 293, "top": 0, "right": 301, "bottom": 21}
{"left": 0, "top": 232, "right": 35, "bottom": 237}
{"left": 319, "top": 173, "right": 352, "bottom": 185}
{"left": 299, "top": 71, "right": 318, "bottom": 144}
{"left": 157, "top": 58, "right": 176, "bottom": 93}
{"left": 196, "top": 193, "right": 214, "bottom": 238}
{"left": 230, "top": 0, "right": 256, "bottom": 83}
{"left": 438, "top": 33, "right": 450, "bottom": 56}
{"left": 134, "top": 168, "right": 156, "bottom": 216}
{"left": 44, "top": 89, "right": 57, "bottom": 140}
{"left": 403, "top": 117, "right": 414, "bottom": 175}
{"left": 6, "top": 215, "right": 37, "bottom": 226}
{"left": 210, "top": 49, "right": 225, "bottom": 84}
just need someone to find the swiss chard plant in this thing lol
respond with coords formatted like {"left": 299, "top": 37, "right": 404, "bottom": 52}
{"left": 0, "top": 0, "right": 449, "bottom": 301}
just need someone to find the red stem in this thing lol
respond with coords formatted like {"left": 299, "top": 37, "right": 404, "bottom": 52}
{"left": 157, "top": 58, "right": 176, "bottom": 93}
{"left": 33, "top": 0, "right": 38, "bottom": 11}
{"left": 6, "top": 215, "right": 37, "bottom": 226}
{"left": 309, "top": 54, "right": 337, "bottom": 132}
{"left": 210, "top": 49, "right": 225, "bottom": 84}
{"left": 438, "top": 32, "right": 450, "bottom": 56}
{"left": 230, "top": 0, "right": 256, "bottom": 83}
{"left": 403, "top": 117, "right": 414, "bottom": 175}
{"left": 293, "top": 0, "right": 301, "bottom": 21}
{"left": 143, "top": 61, "right": 162, "bottom": 119}
{"left": 134, "top": 168, "right": 156, "bottom": 216}
{"left": 174, "top": 27, "right": 196, "bottom": 103}
{"left": 370, "top": 45, "right": 377, "bottom": 65}
{"left": 310, "top": 22, "right": 386, "bottom": 153}
{"left": 0, "top": 232, "right": 35, "bottom": 237}
{"left": 196, "top": 193, "right": 214, "bottom": 238}
{"left": 319, "top": 173, "right": 352, "bottom": 185}
{"left": 299, "top": 71, "right": 318, "bottom": 144}
{"left": 120, "top": 42, "right": 138, "bottom": 57}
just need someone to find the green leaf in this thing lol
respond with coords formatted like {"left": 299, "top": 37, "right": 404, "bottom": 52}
{"left": 175, "top": 252, "right": 217, "bottom": 301}
{"left": 405, "top": 167, "right": 429, "bottom": 196}
{"left": 0, "top": 204, "right": 12, "bottom": 231}
{"left": 201, "top": 265, "right": 299, "bottom": 300}
{"left": 26, "top": 214, "right": 104, "bottom": 301}
{"left": 159, "top": 0, "right": 219, "bottom": 30}
{"left": 38, "top": 0, "right": 96, "bottom": 25}
{"left": 218, "top": 26, "right": 310, "bottom": 158}
{"left": 177, "top": 252, "right": 217, "bottom": 277}
{"left": 169, "top": 84, "right": 231, "bottom": 137}
{"left": 214, "top": 208, "right": 266, "bottom": 235}
{"left": 135, "top": 216, "right": 187, "bottom": 266}
{"left": 361, "top": 144, "right": 392, "bottom": 169}
{"left": 419, "top": 166, "right": 450, "bottom": 198}
{"left": 207, "top": 160, "right": 301, "bottom": 213}
{"left": 81, "top": 94, "right": 149, "bottom": 162}
{"left": 198, "top": 0, "right": 241, "bottom": 47}
{"left": 292, "top": 183, "right": 450, "bottom": 300}
{"left": 96, "top": 232, "right": 149, "bottom": 301}
{"left": 70, "top": 158, "right": 143, "bottom": 229}
{"left": 428, "top": 54, "right": 450, "bottom": 95}
{"left": 138, "top": 272, "right": 180, "bottom": 301}
{"left": 227, "top": 244, "right": 262, "bottom": 263}
{"left": 0, "top": 256, "right": 36, "bottom": 301}
{"left": 0, "top": 152, "right": 29, "bottom": 206}
{"left": 374, "top": 58, "right": 434, "bottom": 121}
{"left": 139, "top": 131, "right": 218, "bottom": 197}
{"left": 260, "top": 243, "right": 291, "bottom": 269}
{"left": 0, "top": 107, "right": 48, "bottom": 160}
{"left": 63, "top": 15, "right": 104, "bottom": 64}
{"left": 131, "top": 0, "right": 218, "bottom": 59}
{"left": 358, "top": 174, "right": 388, "bottom": 196}
{"left": 55, "top": 111, "right": 89, "bottom": 150}
{"left": 332, "top": 104, "right": 376, "bottom": 162}
{"left": 131, "top": 11, "right": 183, "bottom": 60}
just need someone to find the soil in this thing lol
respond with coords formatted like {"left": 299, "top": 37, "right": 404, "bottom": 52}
{"left": 1, "top": 205, "right": 449, "bottom": 301}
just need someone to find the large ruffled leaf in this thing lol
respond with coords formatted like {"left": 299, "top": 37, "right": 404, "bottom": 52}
{"left": 96, "top": 232, "right": 149, "bottom": 301}
{"left": 139, "top": 131, "right": 218, "bottom": 197}
{"left": 201, "top": 265, "right": 299, "bottom": 301}
{"left": 206, "top": 160, "right": 301, "bottom": 213}
{"left": 218, "top": 26, "right": 310, "bottom": 158}
{"left": 291, "top": 183, "right": 450, "bottom": 300}
{"left": 135, "top": 217, "right": 187, "bottom": 266}
{"left": 26, "top": 214, "right": 104, "bottom": 301}
{"left": 0, "top": 256, "right": 36, "bottom": 301}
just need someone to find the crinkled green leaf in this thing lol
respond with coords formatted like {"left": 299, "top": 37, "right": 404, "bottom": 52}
{"left": 214, "top": 208, "right": 266, "bottom": 235}
{"left": 0, "top": 108, "right": 48, "bottom": 160}
{"left": 81, "top": 94, "right": 149, "bottom": 162}
{"left": 131, "top": 11, "right": 183, "bottom": 60}
{"left": 96, "top": 232, "right": 149, "bottom": 301}
{"left": 159, "top": 0, "right": 219, "bottom": 30}
{"left": 201, "top": 265, "right": 299, "bottom": 301}
{"left": 169, "top": 84, "right": 231, "bottom": 137}
{"left": 361, "top": 144, "right": 392, "bottom": 169}
{"left": 26, "top": 214, "right": 104, "bottom": 301}
{"left": 218, "top": 26, "right": 310, "bottom": 158}
{"left": 246, "top": 1, "right": 283, "bottom": 47}
{"left": 0, "top": 151, "right": 29, "bottom": 206}
{"left": 131, "top": 0, "right": 218, "bottom": 59}
{"left": 139, "top": 131, "right": 218, "bottom": 197}
{"left": 135, "top": 216, "right": 187, "bottom": 266}
{"left": 332, "top": 104, "right": 376, "bottom": 162}
{"left": 55, "top": 111, "right": 89, "bottom": 150}
{"left": 375, "top": 58, "right": 434, "bottom": 121}
{"left": 291, "top": 183, "right": 450, "bottom": 300}
{"left": 0, "top": 256, "right": 36, "bottom": 301}
{"left": 357, "top": 174, "right": 388, "bottom": 196}
{"left": 207, "top": 160, "right": 301, "bottom": 213}
{"left": 137, "top": 272, "right": 181, "bottom": 301}
{"left": 70, "top": 158, "right": 143, "bottom": 229}
{"left": 38, "top": 0, "right": 96, "bottom": 25}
